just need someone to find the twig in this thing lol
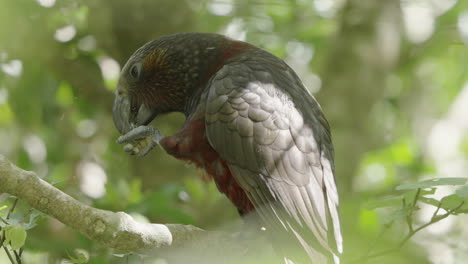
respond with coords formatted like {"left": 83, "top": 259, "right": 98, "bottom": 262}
{"left": 6, "top": 199, "right": 18, "bottom": 220}
{"left": 3, "top": 246, "right": 16, "bottom": 264}
{"left": 19, "top": 209, "right": 33, "bottom": 224}
{"left": 351, "top": 201, "right": 465, "bottom": 263}
{"left": 431, "top": 201, "right": 442, "bottom": 219}
{"left": 0, "top": 216, "right": 10, "bottom": 225}
{"left": 360, "top": 221, "right": 394, "bottom": 264}
{"left": 0, "top": 230, "right": 4, "bottom": 248}
{"left": 406, "top": 188, "right": 421, "bottom": 232}
{"left": 14, "top": 249, "right": 22, "bottom": 264}
{"left": 347, "top": 200, "right": 464, "bottom": 263}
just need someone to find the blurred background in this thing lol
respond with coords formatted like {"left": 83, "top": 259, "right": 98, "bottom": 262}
{"left": 0, "top": 0, "right": 467, "bottom": 263}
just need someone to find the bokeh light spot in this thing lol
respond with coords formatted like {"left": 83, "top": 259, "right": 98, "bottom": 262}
{"left": 208, "top": 0, "right": 233, "bottom": 16}
{"left": 77, "top": 161, "right": 107, "bottom": 199}
{"left": 98, "top": 56, "right": 121, "bottom": 90}
{"left": 76, "top": 119, "right": 97, "bottom": 139}
{"left": 78, "top": 36, "right": 97, "bottom": 51}
{"left": 224, "top": 18, "right": 246, "bottom": 41}
{"left": 1, "top": 60, "right": 23, "bottom": 77}
{"left": 36, "top": 0, "right": 55, "bottom": 8}
{"left": 23, "top": 135, "right": 47, "bottom": 164}
{"left": 54, "top": 25, "right": 77, "bottom": 43}
{"left": 402, "top": 2, "right": 435, "bottom": 44}
{"left": 458, "top": 11, "right": 468, "bottom": 44}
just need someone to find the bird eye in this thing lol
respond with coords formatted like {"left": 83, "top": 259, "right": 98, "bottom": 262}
{"left": 130, "top": 63, "right": 140, "bottom": 80}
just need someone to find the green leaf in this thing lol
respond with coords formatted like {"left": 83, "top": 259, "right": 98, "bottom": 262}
{"left": 4, "top": 225, "right": 27, "bottom": 250}
{"left": 0, "top": 103, "right": 14, "bottom": 126}
{"left": 129, "top": 179, "right": 143, "bottom": 204}
{"left": 421, "top": 194, "right": 468, "bottom": 214}
{"left": 455, "top": 185, "right": 468, "bottom": 198}
{"left": 396, "top": 177, "right": 467, "bottom": 190}
{"left": 419, "top": 196, "right": 441, "bottom": 207}
{"left": 56, "top": 82, "right": 74, "bottom": 107}
{"left": 66, "top": 249, "right": 89, "bottom": 264}
{"left": 385, "top": 206, "right": 412, "bottom": 224}
{"left": 365, "top": 188, "right": 435, "bottom": 210}
{"left": 359, "top": 209, "right": 379, "bottom": 233}
{"left": 0, "top": 205, "right": 7, "bottom": 211}
{"left": 24, "top": 210, "right": 43, "bottom": 230}
{"left": 440, "top": 195, "right": 468, "bottom": 214}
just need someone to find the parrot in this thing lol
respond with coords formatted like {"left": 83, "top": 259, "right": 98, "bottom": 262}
{"left": 112, "top": 33, "right": 342, "bottom": 264}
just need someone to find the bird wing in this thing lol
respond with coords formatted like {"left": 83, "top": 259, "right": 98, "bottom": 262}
{"left": 204, "top": 54, "right": 342, "bottom": 263}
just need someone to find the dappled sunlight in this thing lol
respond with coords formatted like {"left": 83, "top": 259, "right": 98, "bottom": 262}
{"left": 1, "top": 59, "right": 22, "bottom": 77}
{"left": 354, "top": 163, "right": 388, "bottom": 191}
{"left": 417, "top": 82, "right": 468, "bottom": 262}
{"left": 208, "top": 0, "right": 234, "bottom": 16}
{"left": 223, "top": 18, "right": 246, "bottom": 41}
{"left": 98, "top": 56, "right": 121, "bottom": 90}
{"left": 54, "top": 25, "right": 76, "bottom": 43}
{"left": 458, "top": 11, "right": 468, "bottom": 43}
{"left": 428, "top": 83, "right": 468, "bottom": 176}
{"left": 76, "top": 119, "right": 98, "bottom": 139}
{"left": 285, "top": 41, "right": 322, "bottom": 93}
{"left": 402, "top": 1, "right": 435, "bottom": 44}
{"left": 77, "top": 161, "right": 107, "bottom": 199}
{"left": 23, "top": 135, "right": 47, "bottom": 165}
{"left": 77, "top": 35, "right": 97, "bottom": 52}
{"left": 35, "top": 0, "right": 55, "bottom": 8}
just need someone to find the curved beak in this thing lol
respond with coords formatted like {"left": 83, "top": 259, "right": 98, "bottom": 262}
{"left": 112, "top": 93, "right": 157, "bottom": 135}
{"left": 112, "top": 94, "right": 132, "bottom": 134}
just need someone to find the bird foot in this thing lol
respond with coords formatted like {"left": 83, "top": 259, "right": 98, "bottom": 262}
{"left": 117, "top": 126, "right": 163, "bottom": 157}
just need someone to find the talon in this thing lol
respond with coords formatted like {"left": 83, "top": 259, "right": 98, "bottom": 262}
{"left": 123, "top": 144, "right": 134, "bottom": 152}
{"left": 132, "top": 147, "right": 140, "bottom": 155}
{"left": 118, "top": 125, "right": 163, "bottom": 157}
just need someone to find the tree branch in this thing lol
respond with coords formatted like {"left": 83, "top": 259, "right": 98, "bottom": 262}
{"left": 0, "top": 155, "right": 263, "bottom": 262}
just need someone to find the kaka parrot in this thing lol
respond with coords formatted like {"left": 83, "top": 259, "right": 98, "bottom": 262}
{"left": 112, "top": 33, "right": 342, "bottom": 263}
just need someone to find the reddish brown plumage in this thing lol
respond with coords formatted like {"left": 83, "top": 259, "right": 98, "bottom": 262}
{"left": 152, "top": 38, "right": 256, "bottom": 214}
{"left": 160, "top": 118, "right": 254, "bottom": 214}
{"left": 114, "top": 33, "right": 343, "bottom": 263}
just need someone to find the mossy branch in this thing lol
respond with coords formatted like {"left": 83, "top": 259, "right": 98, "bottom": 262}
{"left": 0, "top": 155, "right": 263, "bottom": 263}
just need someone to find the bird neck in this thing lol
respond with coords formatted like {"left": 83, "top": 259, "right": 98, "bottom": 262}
{"left": 182, "top": 37, "right": 254, "bottom": 117}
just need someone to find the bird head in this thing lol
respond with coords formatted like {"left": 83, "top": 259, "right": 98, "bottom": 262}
{"left": 112, "top": 33, "right": 231, "bottom": 134}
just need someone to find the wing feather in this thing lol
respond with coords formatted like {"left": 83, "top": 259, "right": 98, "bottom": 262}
{"left": 205, "top": 58, "right": 342, "bottom": 263}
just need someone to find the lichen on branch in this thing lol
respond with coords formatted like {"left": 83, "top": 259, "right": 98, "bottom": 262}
{"left": 0, "top": 155, "right": 265, "bottom": 263}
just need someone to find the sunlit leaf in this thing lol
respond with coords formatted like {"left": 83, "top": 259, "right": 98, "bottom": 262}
{"left": 455, "top": 185, "right": 468, "bottom": 198}
{"left": 440, "top": 194, "right": 468, "bottom": 214}
{"left": 129, "top": 179, "right": 143, "bottom": 204}
{"left": 396, "top": 178, "right": 467, "bottom": 190}
{"left": 365, "top": 188, "right": 435, "bottom": 209}
{"left": 421, "top": 194, "right": 468, "bottom": 215}
{"left": 267, "top": 4, "right": 293, "bottom": 21}
{"left": 66, "top": 249, "right": 89, "bottom": 264}
{"left": 56, "top": 82, "right": 74, "bottom": 107}
{"left": 4, "top": 225, "right": 27, "bottom": 250}
{"left": 419, "top": 196, "right": 440, "bottom": 207}
{"left": 0, "top": 103, "right": 14, "bottom": 126}
{"left": 24, "top": 210, "right": 43, "bottom": 230}
{"left": 359, "top": 209, "right": 379, "bottom": 233}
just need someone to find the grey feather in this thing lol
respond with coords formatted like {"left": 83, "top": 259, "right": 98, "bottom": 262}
{"left": 205, "top": 50, "right": 342, "bottom": 264}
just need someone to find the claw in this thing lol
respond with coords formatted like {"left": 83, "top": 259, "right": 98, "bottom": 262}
{"left": 117, "top": 126, "right": 161, "bottom": 143}
{"left": 117, "top": 126, "right": 163, "bottom": 157}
